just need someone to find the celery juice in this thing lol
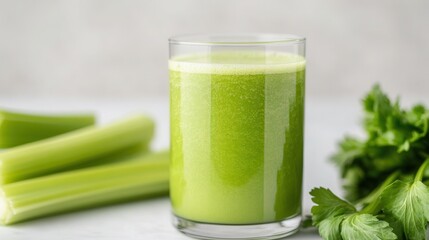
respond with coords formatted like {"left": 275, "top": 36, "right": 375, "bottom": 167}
{"left": 170, "top": 52, "right": 305, "bottom": 224}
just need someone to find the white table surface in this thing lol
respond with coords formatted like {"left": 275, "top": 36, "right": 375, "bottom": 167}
{"left": 0, "top": 96, "right": 363, "bottom": 240}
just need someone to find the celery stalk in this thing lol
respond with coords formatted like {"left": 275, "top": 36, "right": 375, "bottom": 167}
{"left": 0, "top": 109, "right": 95, "bottom": 148}
{"left": 0, "top": 115, "right": 154, "bottom": 184}
{"left": 0, "top": 151, "right": 169, "bottom": 225}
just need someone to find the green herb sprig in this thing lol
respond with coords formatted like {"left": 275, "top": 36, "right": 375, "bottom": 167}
{"left": 312, "top": 85, "right": 429, "bottom": 239}
{"left": 312, "top": 159, "right": 429, "bottom": 239}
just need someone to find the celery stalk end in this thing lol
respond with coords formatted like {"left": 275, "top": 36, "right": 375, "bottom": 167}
{"left": 0, "top": 189, "right": 11, "bottom": 225}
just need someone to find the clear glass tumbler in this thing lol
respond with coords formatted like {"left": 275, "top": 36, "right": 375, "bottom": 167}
{"left": 169, "top": 34, "right": 306, "bottom": 239}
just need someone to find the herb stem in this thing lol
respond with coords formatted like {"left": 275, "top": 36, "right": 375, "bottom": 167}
{"left": 357, "top": 171, "right": 400, "bottom": 207}
{"left": 414, "top": 158, "right": 429, "bottom": 182}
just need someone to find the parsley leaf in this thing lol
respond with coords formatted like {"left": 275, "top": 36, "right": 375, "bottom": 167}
{"left": 310, "top": 187, "right": 356, "bottom": 226}
{"left": 340, "top": 213, "right": 397, "bottom": 240}
{"left": 311, "top": 187, "right": 396, "bottom": 240}
{"left": 380, "top": 159, "right": 429, "bottom": 240}
{"left": 318, "top": 216, "right": 344, "bottom": 240}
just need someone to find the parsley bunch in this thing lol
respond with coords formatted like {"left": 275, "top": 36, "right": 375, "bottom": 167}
{"left": 332, "top": 85, "right": 429, "bottom": 202}
{"left": 311, "top": 85, "right": 429, "bottom": 239}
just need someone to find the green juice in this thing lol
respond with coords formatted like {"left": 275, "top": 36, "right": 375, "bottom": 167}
{"left": 170, "top": 52, "right": 305, "bottom": 224}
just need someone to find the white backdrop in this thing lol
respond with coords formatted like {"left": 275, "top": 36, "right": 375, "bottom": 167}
{"left": 0, "top": 0, "right": 428, "bottom": 100}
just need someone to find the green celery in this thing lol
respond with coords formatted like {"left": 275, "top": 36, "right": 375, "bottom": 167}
{"left": 0, "top": 151, "right": 169, "bottom": 225}
{"left": 0, "top": 114, "right": 154, "bottom": 184}
{"left": 0, "top": 109, "right": 95, "bottom": 148}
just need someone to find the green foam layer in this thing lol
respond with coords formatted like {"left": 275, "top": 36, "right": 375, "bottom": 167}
{"left": 169, "top": 51, "right": 306, "bottom": 75}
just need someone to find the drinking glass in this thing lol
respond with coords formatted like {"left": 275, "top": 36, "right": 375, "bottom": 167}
{"left": 169, "top": 34, "right": 306, "bottom": 239}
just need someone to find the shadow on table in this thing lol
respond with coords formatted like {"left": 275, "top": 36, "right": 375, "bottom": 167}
{"left": 3, "top": 194, "right": 169, "bottom": 226}
{"left": 283, "top": 227, "right": 320, "bottom": 240}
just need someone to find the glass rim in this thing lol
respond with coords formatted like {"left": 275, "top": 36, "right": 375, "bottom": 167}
{"left": 169, "top": 33, "right": 305, "bottom": 46}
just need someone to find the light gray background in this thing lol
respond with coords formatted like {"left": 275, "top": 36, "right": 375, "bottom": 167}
{"left": 1, "top": 0, "right": 428, "bottom": 100}
{"left": 0, "top": 1, "right": 428, "bottom": 239}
